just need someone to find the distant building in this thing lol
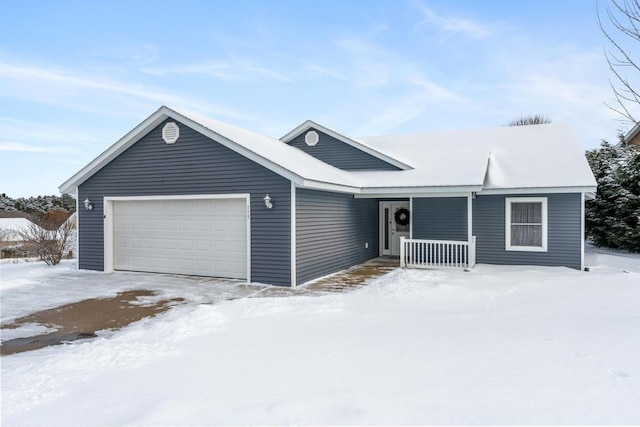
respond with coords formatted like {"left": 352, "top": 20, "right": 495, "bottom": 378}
{"left": 0, "top": 215, "right": 40, "bottom": 245}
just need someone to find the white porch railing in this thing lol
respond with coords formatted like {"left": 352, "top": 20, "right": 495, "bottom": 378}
{"left": 400, "top": 236, "right": 476, "bottom": 270}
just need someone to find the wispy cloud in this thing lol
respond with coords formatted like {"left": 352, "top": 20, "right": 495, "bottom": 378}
{"left": 142, "top": 59, "right": 291, "bottom": 82}
{"left": 354, "top": 76, "right": 468, "bottom": 135}
{"left": 411, "top": 1, "right": 490, "bottom": 39}
{"left": 0, "top": 59, "right": 246, "bottom": 119}
{"left": 0, "top": 141, "right": 77, "bottom": 153}
{"left": 141, "top": 61, "right": 235, "bottom": 80}
{"left": 0, "top": 118, "right": 104, "bottom": 145}
{"left": 304, "top": 65, "right": 347, "bottom": 81}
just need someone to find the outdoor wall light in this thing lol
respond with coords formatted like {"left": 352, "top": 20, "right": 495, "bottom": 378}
{"left": 83, "top": 198, "right": 93, "bottom": 211}
{"left": 263, "top": 194, "right": 273, "bottom": 209}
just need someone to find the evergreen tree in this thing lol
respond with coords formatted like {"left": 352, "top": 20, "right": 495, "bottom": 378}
{"left": 586, "top": 138, "right": 640, "bottom": 252}
{"left": 0, "top": 194, "right": 76, "bottom": 215}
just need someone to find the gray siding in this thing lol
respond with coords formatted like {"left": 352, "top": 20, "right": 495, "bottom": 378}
{"left": 296, "top": 189, "right": 379, "bottom": 285}
{"left": 287, "top": 129, "right": 401, "bottom": 171}
{"left": 78, "top": 118, "right": 292, "bottom": 286}
{"left": 412, "top": 197, "right": 468, "bottom": 241}
{"left": 473, "top": 194, "right": 582, "bottom": 269}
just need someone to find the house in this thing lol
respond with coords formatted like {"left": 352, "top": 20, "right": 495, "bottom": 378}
{"left": 59, "top": 106, "right": 597, "bottom": 287}
{"left": 623, "top": 122, "right": 640, "bottom": 149}
{"left": 0, "top": 213, "right": 40, "bottom": 245}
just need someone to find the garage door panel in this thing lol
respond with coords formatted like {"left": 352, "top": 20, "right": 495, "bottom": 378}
{"left": 113, "top": 198, "right": 247, "bottom": 279}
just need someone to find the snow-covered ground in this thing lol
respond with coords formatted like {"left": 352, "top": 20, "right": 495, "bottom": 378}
{"left": 1, "top": 247, "right": 640, "bottom": 426}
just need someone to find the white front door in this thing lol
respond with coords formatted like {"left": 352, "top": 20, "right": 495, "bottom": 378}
{"left": 380, "top": 202, "right": 410, "bottom": 256}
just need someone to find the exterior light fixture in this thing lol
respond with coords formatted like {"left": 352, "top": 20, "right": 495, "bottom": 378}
{"left": 83, "top": 198, "right": 93, "bottom": 210}
{"left": 263, "top": 194, "right": 273, "bottom": 209}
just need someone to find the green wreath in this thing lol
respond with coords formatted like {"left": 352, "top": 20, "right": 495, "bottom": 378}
{"left": 394, "top": 208, "right": 410, "bottom": 226}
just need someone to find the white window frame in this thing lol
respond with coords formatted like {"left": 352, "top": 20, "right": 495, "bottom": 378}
{"left": 505, "top": 197, "right": 548, "bottom": 252}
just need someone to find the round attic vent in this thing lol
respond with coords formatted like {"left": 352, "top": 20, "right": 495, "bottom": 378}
{"left": 162, "top": 122, "right": 180, "bottom": 144}
{"left": 305, "top": 130, "right": 319, "bottom": 146}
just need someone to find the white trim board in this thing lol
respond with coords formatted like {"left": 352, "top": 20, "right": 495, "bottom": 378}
{"left": 290, "top": 182, "right": 297, "bottom": 287}
{"left": 356, "top": 188, "right": 481, "bottom": 198}
{"left": 479, "top": 186, "right": 596, "bottom": 196}
{"left": 581, "top": 192, "right": 585, "bottom": 271}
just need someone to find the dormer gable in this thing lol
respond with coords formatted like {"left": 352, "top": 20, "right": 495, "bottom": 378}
{"left": 280, "top": 120, "right": 410, "bottom": 171}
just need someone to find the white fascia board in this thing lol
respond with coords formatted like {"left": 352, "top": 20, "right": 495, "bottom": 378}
{"left": 300, "top": 179, "right": 362, "bottom": 194}
{"left": 478, "top": 186, "right": 597, "bottom": 196}
{"left": 280, "top": 119, "right": 315, "bottom": 142}
{"left": 280, "top": 120, "right": 412, "bottom": 171}
{"left": 356, "top": 185, "right": 481, "bottom": 197}
{"left": 355, "top": 191, "right": 474, "bottom": 199}
{"left": 59, "top": 107, "right": 170, "bottom": 194}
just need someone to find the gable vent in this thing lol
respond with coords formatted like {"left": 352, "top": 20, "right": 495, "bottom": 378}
{"left": 162, "top": 122, "right": 180, "bottom": 144}
{"left": 305, "top": 130, "right": 319, "bottom": 146}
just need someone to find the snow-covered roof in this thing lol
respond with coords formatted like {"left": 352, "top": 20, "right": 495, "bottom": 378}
{"left": 0, "top": 217, "right": 38, "bottom": 241}
{"left": 59, "top": 106, "right": 597, "bottom": 196}
{"left": 358, "top": 123, "right": 597, "bottom": 195}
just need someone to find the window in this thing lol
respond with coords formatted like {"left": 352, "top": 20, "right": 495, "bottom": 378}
{"left": 505, "top": 197, "right": 547, "bottom": 252}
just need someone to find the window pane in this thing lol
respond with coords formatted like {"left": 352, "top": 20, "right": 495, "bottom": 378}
{"left": 511, "top": 225, "right": 542, "bottom": 246}
{"left": 511, "top": 202, "right": 542, "bottom": 223}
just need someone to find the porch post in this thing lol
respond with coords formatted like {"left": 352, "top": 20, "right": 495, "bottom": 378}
{"left": 467, "top": 193, "right": 473, "bottom": 243}
{"left": 468, "top": 193, "right": 473, "bottom": 268}
{"left": 400, "top": 236, "right": 406, "bottom": 268}
{"left": 409, "top": 197, "right": 413, "bottom": 239}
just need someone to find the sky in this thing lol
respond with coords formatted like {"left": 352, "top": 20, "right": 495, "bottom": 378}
{"left": 0, "top": 0, "right": 636, "bottom": 197}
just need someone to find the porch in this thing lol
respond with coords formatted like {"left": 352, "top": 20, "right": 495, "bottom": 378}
{"left": 377, "top": 197, "right": 476, "bottom": 270}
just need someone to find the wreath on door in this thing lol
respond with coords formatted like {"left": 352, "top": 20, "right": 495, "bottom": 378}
{"left": 394, "top": 208, "right": 410, "bottom": 226}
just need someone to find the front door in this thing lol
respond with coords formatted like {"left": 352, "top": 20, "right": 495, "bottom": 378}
{"left": 380, "top": 202, "right": 410, "bottom": 256}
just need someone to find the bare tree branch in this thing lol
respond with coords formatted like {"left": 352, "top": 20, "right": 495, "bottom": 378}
{"left": 598, "top": 0, "right": 640, "bottom": 125}
{"left": 19, "top": 215, "right": 76, "bottom": 265}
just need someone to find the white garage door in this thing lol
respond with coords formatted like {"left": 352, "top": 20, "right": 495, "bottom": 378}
{"left": 113, "top": 198, "right": 247, "bottom": 279}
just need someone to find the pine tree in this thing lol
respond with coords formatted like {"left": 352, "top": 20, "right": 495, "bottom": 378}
{"left": 586, "top": 138, "right": 640, "bottom": 252}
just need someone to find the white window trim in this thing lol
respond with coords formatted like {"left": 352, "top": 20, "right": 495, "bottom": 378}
{"left": 505, "top": 197, "right": 548, "bottom": 252}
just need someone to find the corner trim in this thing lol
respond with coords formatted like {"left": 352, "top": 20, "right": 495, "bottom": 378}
{"left": 581, "top": 192, "right": 585, "bottom": 271}
{"left": 291, "top": 182, "right": 297, "bottom": 287}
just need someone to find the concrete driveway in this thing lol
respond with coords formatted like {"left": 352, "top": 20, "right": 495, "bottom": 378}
{"left": 0, "top": 258, "right": 397, "bottom": 355}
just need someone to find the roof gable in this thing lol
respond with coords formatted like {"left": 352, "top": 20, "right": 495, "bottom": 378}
{"left": 280, "top": 120, "right": 411, "bottom": 171}
{"left": 285, "top": 127, "right": 402, "bottom": 171}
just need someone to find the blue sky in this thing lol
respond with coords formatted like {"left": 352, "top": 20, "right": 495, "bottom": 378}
{"left": 0, "top": 0, "right": 633, "bottom": 197}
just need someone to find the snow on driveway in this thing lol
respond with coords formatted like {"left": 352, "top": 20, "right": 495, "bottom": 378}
{"left": 1, "top": 248, "right": 640, "bottom": 426}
